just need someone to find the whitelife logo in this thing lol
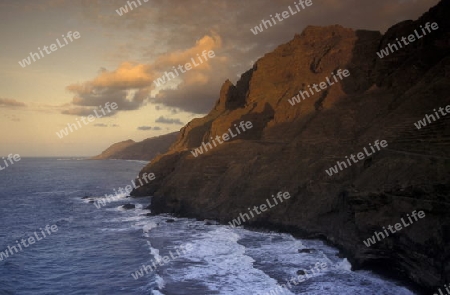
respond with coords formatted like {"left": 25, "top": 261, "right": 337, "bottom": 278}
{"left": 116, "top": 0, "right": 148, "bottom": 16}
{"left": 376, "top": 22, "right": 439, "bottom": 59}
{"left": 250, "top": 0, "right": 313, "bottom": 35}
{"left": 0, "top": 224, "right": 58, "bottom": 262}
{"left": 325, "top": 140, "right": 388, "bottom": 176}
{"left": 0, "top": 154, "right": 21, "bottom": 171}
{"left": 228, "top": 192, "right": 291, "bottom": 228}
{"left": 153, "top": 50, "right": 215, "bottom": 87}
{"left": 190, "top": 121, "right": 253, "bottom": 157}
{"left": 18, "top": 31, "right": 81, "bottom": 68}
{"left": 56, "top": 102, "right": 118, "bottom": 139}
{"left": 288, "top": 69, "right": 350, "bottom": 106}
{"left": 414, "top": 104, "right": 450, "bottom": 130}
{"left": 363, "top": 210, "right": 425, "bottom": 247}
{"left": 434, "top": 284, "right": 450, "bottom": 295}
{"left": 94, "top": 173, "right": 156, "bottom": 209}
{"left": 130, "top": 243, "right": 193, "bottom": 280}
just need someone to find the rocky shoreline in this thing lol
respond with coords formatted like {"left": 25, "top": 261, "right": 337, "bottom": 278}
{"left": 132, "top": 1, "right": 450, "bottom": 292}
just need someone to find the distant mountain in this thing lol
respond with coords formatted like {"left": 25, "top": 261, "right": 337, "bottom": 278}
{"left": 131, "top": 0, "right": 450, "bottom": 291}
{"left": 91, "top": 132, "right": 179, "bottom": 161}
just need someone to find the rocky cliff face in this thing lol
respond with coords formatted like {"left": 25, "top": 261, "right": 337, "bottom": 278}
{"left": 91, "top": 132, "right": 178, "bottom": 160}
{"left": 132, "top": 1, "right": 450, "bottom": 291}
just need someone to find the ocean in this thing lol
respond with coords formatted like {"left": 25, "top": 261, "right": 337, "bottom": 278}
{"left": 0, "top": 158, "right": 418, "bottom": 294}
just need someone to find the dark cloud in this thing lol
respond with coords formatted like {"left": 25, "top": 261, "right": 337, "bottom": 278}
{"left": 0, "top": 98, "right": 26, "bottom": 108}
{"left": 81, "top": 0, "right": 439, "bottom": 49}
{"left": 154, "top": 104, "right": 181, "bottom": 114}
{"left": 153, "top": 126, "right": 162, "bottom": 130}
{"left": 93, "top": 123, "right": 119, "bottom": 127}
{"left": 155, "top": 116, "right": 184, "bottom": 125}
{"left": 151, "top": 79, "right": 222, "bottom": 114}
{"left": 137, "top": 126, "right": 153, "bottom": 130}
{"left": 64, "top": 81, "right": 149, "bottom": 116}
{"left": 61, "top": 107, "right": 95, "bottom": 116}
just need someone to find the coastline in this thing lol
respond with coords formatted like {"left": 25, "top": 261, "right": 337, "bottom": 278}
{"left": 129, "top": 2, "right": 449, "bottom": 293}
{"left": 137, "top": 197, "right": 428, "bottom": 295}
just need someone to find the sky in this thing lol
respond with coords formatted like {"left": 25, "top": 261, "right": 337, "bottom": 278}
{"left": 0, "top": 0, "right": 440, "bottom": 157}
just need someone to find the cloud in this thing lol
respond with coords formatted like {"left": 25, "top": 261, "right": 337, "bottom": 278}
{"left": 155, "top": 116, "right": 184, "bottom": 125}
{"left": 151, "top": 74, "right": 224, "bottom": 114}
{"left": 137, "top": 125, "right": 162, "bottom": 130}
{"left": 63, "top": 64, "right": 152, "bottom": 116}
{"left": 61, "top": 107, "right": 94, "bottom": 116}
{"left": 137, "top": 126, "right": 153, "bottom": 130}
{"left": 154, "top": 105, "right": 181, "bottom": 114}
{"left": 68, "top": 62, "right": 154, "bottom": 90}
{"left": 93, "top": 123, "right": 119, "bottom": 127}
{"left": 64, "top": 32, "right": 226, "bottom": 114}
{"left": 0, "top": 98, "right": 26, "bottom": 108}
{"left": 153, "top": 33, "right": 222, "bottom": 72}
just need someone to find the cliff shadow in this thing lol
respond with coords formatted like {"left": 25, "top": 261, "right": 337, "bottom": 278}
{"left": 340, "top": 29, "right": 382, "bottom": 95}
{"left": 230, "top": 102, "right": 275, "bottom": 140}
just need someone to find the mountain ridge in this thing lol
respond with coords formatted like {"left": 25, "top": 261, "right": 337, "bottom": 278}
{"left": 131, "top": 1, "right": 450, "bottom": 291}
{"left": 91, "top": 132, "right": 179, "bottom": 161}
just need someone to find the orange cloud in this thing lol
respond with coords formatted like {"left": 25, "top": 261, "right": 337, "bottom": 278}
{"left": 64, "top": 33, "right": 225, "bottom": 114}
{"left": 67, "top": 62, "right": 154, "bottom": 93}
{"left": 91, "top": 62, "right": 154, "bottom": 88}
{"left": 155, "top": 33, "right": 222, "bottom": 71}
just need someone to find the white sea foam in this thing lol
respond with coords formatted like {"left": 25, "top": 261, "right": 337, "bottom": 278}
{"left": 144, "top": 240, "right": 163, "bottom": 263}
{"left": 154, "top": 274, "right": 165, "bottom": 289}
{"left": 113, "top": 204, "right": 417, "bottom": 295}
{"left": 165, "top": 227, "right": 294, "bottom": 294}
{"left": 335, "top": 258, "right": 352, "bottom": 271}
{"left": 143, "top": 222, "right": 159, "bottom": 233}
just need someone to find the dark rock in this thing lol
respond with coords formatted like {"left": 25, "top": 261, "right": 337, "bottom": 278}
{"left": 298, "top": 248, "right": 315, "bottom": 254}
{"left": 166, "top": 219, "right": 175, "bottom": 223}
{"left": 336, "top": 252, "right": 346, "bottom": 258}
{"left": 121, "top": 204, "right": 135, "bottom": 210}
{"left": 297, "top": 270, "right": 306, "bottom": 275}
{"left": 204, "top": 220, "right": 218, "bottom": 225}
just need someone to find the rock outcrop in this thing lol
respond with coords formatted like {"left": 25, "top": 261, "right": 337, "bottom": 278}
{"left": 91, "top": 132, "right": 179, "bottom": 161}
{"left": 132, "top": 1, "right": 450, "bottom": 291}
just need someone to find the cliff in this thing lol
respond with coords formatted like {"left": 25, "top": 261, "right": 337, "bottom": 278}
{"left": 91, "top": 132, "right": 179, "bottom": 160}
{"left": 131, "top": 1, "right": 450, "bottom": 291}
